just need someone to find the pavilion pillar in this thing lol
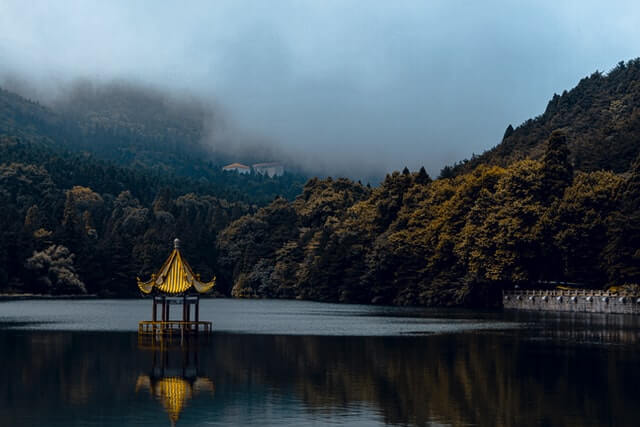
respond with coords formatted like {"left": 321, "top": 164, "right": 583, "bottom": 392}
{"left": 152, "top": 297, "right": 157, "bottom": 322}
{"left": 183, "top": 295, "right": 187, "bottom": 322}
{"left": 161, "top": 297, "right": 167, "bottom": 322}
{"left": 195, "top": 297, "right": 199, "bottom": 322}
{"left": 166, "top": 300, "right": 170, "bottom": 321}
{"left": 186, "top": 301, "right": 191, "bottom": 323}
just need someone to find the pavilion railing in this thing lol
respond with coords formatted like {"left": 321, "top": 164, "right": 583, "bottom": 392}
{"left": 138, "top": 320, "right": 212, "bottom": 336}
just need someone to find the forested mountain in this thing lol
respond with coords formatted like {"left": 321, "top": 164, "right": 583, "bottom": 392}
{"left": 0, "top": 82, "right": 305, "bottom": 295}
{"left": 446, "top": 59, "right": 640, "bottom": 177}
{"left": 218, "top": 132, "right": 640, "bottom": 306}
{"left": 2, "top": 60, "right": 640, "bottom": 303}
{"left": 0, "top": 135, "right": 256, "bottom": 295}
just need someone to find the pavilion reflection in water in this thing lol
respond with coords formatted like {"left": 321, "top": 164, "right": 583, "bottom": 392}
{"left": 136, "top": 343, "right": 214, "bottom": 426}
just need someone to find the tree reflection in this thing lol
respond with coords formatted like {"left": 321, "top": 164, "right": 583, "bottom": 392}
{"left": 0, "top": 330, "right": 639, "bottom": 426}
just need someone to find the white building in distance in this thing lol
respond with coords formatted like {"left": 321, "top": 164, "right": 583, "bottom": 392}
{"left": 221, "top": 163, "right": 251, "bottom": 174}
{"left": 252, "top": 162, "right": 284, "bottom": 177}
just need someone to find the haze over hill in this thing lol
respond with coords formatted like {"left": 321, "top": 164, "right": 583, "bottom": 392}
{"left": 0, "top": 83, "right": 308, "bottom": 205}
{"left": 0, "top": 78, "right": 292, "bottom": 170}
{"left": 2, "top": 1, "right": 640, "bottom": 178}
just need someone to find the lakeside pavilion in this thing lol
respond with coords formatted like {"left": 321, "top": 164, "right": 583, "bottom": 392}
{"left": 137, "top": 238, "right": 215, "bottom": 337}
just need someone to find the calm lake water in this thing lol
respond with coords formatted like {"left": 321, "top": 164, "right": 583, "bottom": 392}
{"left": 1, "top": 299, "right": 639, "bottom": 426}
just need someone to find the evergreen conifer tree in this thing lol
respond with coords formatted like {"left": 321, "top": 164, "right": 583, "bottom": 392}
{"left": 416, "top": 166, "right": 432, "bottom": 185}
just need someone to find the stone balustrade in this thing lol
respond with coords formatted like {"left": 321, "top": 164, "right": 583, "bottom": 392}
{"left": 503, "top": 290, "right": 640, "bottom": 314}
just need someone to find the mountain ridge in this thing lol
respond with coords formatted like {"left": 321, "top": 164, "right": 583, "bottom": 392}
{"left": 445, "top": 59, "right": 640, "bottom": 177}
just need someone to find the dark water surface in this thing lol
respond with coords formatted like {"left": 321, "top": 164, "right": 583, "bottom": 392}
{"left": 1, "top": 299, "right": 639, "bottom": 426}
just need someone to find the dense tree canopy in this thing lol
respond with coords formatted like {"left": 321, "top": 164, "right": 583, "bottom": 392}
{"left": 0, "top": 135, "right": 253, "bottom": 295}
{"left": 218, "top": 134, "right": 640, "bottom": 306}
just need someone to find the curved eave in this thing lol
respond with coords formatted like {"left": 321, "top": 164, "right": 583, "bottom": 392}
{"left": 193, "top": 278, "right": 216, "bottom": 294}
{"left": 137, "top": 277, "right": 155, "bottom": 294}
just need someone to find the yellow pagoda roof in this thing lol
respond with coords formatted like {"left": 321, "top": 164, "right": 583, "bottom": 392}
{"left": 137, "top": 239, "right": 216, "bottom": 295}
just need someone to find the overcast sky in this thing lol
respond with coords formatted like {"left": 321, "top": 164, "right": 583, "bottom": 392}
{"left": 1, "top": 1, "right": 639, "bottom": 177}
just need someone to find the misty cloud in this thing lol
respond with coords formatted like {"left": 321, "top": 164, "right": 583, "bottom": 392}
{"left": 1, "top": 1, "right": 640, "bottom": 178}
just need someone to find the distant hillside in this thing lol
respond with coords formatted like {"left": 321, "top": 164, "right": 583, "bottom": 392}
{"left": 48, "top": 80, "right": 211, "bottom": 170}
{"left": 447, "top": 59, "right": 640, "bottom": 176}
{"left": 0, "top": 83, "right": 306, "bottom": 203}
{"left": 0, "top": 86, "right": 64, "bottom": 149}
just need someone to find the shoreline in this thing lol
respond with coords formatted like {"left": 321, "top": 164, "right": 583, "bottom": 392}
{"left": 0, "top": 294, "right": 100, "bottom": 301}
{"left": 0, "top": 293, "right": 228, "bottom": 301}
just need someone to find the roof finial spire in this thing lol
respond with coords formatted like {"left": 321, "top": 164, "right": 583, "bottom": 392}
{"left": 174, "top": 238, "right": 180, "bottom": 249}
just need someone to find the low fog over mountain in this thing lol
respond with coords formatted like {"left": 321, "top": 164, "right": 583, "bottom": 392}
{"left": 2, "top": 1, "right": 640, "bottom": 179}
